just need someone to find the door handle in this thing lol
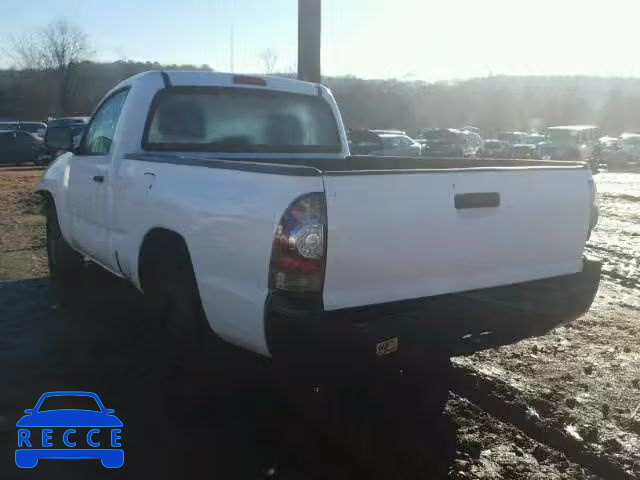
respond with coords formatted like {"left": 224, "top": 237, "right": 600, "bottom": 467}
{"left": 92, "top": 175, "right": 105, "bottom": 183}
{"left": 454, "top": 192, "right": 500, "bottom": 209}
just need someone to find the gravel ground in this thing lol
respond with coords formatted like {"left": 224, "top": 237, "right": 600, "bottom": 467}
{"left": 1, "top": 165, "right": 633, "bottom": 479}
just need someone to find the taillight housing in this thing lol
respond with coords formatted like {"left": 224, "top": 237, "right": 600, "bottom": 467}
{"left": 269, "top": 193, "right": 327, "bottom": 294}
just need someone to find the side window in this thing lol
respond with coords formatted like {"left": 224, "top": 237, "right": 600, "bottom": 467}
{"left": 81, "top": 89, "right": 129, "bottom": 155}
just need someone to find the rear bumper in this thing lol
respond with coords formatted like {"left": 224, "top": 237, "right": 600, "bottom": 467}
{"left": 265, "top": 258, "right": 601, "bottom": 374}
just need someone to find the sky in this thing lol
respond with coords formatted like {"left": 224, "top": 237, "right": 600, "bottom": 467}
{"left": 1, "top": 0, "right": 640, "bottom": 81}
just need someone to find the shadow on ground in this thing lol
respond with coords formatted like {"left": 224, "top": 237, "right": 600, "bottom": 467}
{"left": 0, "top": 270, "right": 456, "bottom": 479}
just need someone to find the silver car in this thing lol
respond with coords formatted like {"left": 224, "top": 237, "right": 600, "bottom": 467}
{"left": 376, "top": 134, "right": 422, "bottom": 157}
{"left": 349, "top": 130, "right": 421, "bottom": 157}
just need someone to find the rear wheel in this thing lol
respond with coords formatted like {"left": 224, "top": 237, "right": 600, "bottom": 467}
{"left": 141, "top": 238, "right": 214, "bottom": 370}
{"left": 46, "top": 204, "right": 84, "bottom": 305}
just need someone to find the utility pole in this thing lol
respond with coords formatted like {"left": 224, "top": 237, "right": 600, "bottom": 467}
{"left": 298, "top": 0, "right": 321, "bottom": 83}
{"left": 229, "top": 0, "right": 235, "bottom": 72}
{"left": 230, "top": 24, "right": 234, "bottom": 72}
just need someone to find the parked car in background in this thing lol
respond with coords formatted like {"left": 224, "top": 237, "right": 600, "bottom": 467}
{"left": 480, "top": 139, "right": 511, "bottom": 158}
{"left": 348, "top": 129, "right": 421, "bottom": 156}
{"left": 369, "top": 129, "right": 407, "bottom": 135}
{"left": 378, "top": 134, "right": 422, "bottom": 156}
{"left": 0, "top": 121, "right": 48, "bottom": 139}
{"left": 617, "top": 133, "right": 640, "bottom": 166}
{"left": 348, "top": 129, "right": 383, "bottom": 155}
{"left": 598, "top": 136, "right": 624, "bottom": 168}
{"left": 510, "top": 144, "right": 539, "bottom": 159}
{"left": 461, "top": 130, "right": 484, "bottom": 157}
{"left": 544, "top": 125, "right": 600, "bottom": 168}
{"left": 498, "top": 131, "right": 528, "bottom": 145}
{"left": 418, "top": 128, "right": 468, "bottom": 157}
{"left": 524, "top": 133, "right": 546, "bottom": 145}
{"left": 537, "top": 142, "right": 562, "bottom": 160}
{"left": 461, "top": 126, "right": 480, "bottom": 134}
{"left": 18, "top": 122, "right": 47, "bottom": 138}
{"left": 599, "top": 136, "right": 619, "bottom": 145}
{"left": 0, "top": 130, "right": 44, "bottom": 164}
{"left": 45, "top": 116, "right": 90, "bottom": 138}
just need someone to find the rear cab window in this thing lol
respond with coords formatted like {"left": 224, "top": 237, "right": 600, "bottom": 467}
{"left": 143, "top": 87, "right": 341, "bottom": 154}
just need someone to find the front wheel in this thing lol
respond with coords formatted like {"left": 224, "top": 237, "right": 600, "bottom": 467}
{"left": 46, "top": 205, "right": 84, "bottom": 305}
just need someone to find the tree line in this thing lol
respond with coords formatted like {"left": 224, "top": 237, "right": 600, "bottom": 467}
{"left": 2, "top": 20, "right": 640, "bottom": 137}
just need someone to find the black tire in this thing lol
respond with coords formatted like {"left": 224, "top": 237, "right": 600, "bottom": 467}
{"left": 142, "top": 244, "right": 213, "bottom": 369}
{"left": 46, "top": 204, "right": 84, "bottom": 305}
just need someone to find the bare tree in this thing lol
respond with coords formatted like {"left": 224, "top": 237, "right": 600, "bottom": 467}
{"left": 41, "top": 20, "right": 91, "bottom": 114}
{"left": 7, "top": 33, "right": 45, "bottom": 71}
{"left": 6, "top": 19, "right": 91, "bottom": 114}
{"left": 259, "top": 48, "right": 278, "bottom": 74}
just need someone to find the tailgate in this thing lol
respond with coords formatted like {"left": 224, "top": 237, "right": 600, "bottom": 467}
{"left": 322, "top": 167, "right": 592, "bottom": 310}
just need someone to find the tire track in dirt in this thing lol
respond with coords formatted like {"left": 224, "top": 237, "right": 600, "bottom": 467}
{"left": 450, "top": 360, "right": 636, "bottom": 479}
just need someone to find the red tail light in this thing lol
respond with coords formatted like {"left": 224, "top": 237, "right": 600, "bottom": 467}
{"left": 232, "top": 75, "right": 267, "bottom": 86}
{"left": 269, "top": 193, "right": 326, "bottom": 294}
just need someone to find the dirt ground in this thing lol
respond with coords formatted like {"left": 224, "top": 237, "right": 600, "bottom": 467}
{"left": 0, "top": 165, "right": 637, "bottom": 479}
{"left": 455, "top": 170, "right": 640, "bottom": 478}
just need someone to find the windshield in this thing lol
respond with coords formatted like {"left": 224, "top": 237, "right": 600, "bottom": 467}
{"left": 420, "top": 129, "right": 456, "bottom": 140}
{"left": 145, "top": 88, "right": 340, "bottom": 153}
{"left": 38, "top": 395, "right": 101, "bottom": 412}
{"left": 547, "top": 129, "right": 578, "bottom": 143}
{"left": 622, "top": 136, "right": 640, "bottom": 146}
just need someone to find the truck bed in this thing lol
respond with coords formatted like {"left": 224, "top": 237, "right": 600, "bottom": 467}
{"left": 125, "top": 152, "right": 592, "bottom": 312}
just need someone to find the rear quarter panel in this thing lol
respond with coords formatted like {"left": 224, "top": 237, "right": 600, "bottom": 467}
{"left": 114, "top": 158, "right": 325, "bottom": 356}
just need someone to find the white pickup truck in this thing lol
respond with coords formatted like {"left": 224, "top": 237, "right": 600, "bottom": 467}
{"left": 39, "top": 71, "right": 600, "bottom": 397}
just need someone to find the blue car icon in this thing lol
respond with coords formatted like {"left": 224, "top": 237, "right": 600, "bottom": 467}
{"left": 16, "top": 391, "right": 123, "bottom": 468}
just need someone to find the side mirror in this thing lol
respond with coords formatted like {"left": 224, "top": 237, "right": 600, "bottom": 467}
{"left": 24, "top": 409, "right": 34, "bottom": 414}
{"left": 104, "top": 409, "right": 115, "bottom": 414}
{"left": 45, "top": 126, "right": 75, "bottom": 151}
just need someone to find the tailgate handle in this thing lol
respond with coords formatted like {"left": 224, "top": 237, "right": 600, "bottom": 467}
{"left": 455, "top": 192, "right": 500, "bottom": 209}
